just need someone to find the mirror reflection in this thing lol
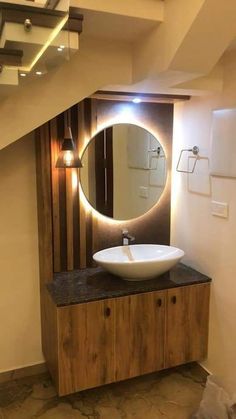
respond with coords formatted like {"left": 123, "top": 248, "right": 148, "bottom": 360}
{"left": 80, "top": 123, "right": 167, "bottom": 220}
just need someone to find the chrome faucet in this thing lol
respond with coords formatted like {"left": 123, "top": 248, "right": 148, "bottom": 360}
{"left": 122, "top": 229, "right": 135, "bottom": 246}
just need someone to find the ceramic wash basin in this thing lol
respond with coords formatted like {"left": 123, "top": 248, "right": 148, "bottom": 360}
{"left": 93, "top": 244, "right": 184, "bottom": 281}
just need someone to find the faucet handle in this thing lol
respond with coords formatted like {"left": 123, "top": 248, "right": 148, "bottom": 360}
{"left": 122, "top": 229, "right": 129, "bottom": 236}
{"left": 129, "top": 235, "right": 135, "bottom": 244}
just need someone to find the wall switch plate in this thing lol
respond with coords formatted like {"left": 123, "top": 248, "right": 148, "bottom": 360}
{"left": 211, "top": 201, "right": 228, "bottom": 218}
{"left": 139, "top": 186, "right": 149, "bottom": 198}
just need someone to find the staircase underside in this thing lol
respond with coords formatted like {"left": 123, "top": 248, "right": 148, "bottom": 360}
{"left": 1, "top": 0, "right": 236, "bottom": 149}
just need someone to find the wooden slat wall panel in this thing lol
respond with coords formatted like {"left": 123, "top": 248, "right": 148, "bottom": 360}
{"left": 37, "top": 99, "right": 173, "bottom": 273}
{"left": 35, "top": 125, "right": 56, "bottom": 383}
{"left": 35, "top": 124, "right": 53, "bottom": 283}
{"left": 57, "top": 114, "right": 68, "bottom": 271}
{"left": 50, "top": 119, "right": 61, "bottom": 272}
{"left": 66, "top": 169, "right": 74, "bottom": 270}
{"left": 71, "top": 106, "right": 80, "bottom": 270}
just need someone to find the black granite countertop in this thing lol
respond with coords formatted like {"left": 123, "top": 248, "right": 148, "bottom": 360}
{"left": 47, "top": 263, "right": 211, "bottom": 307}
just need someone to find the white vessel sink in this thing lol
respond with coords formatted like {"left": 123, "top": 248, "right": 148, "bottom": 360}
{"left": 93, "top": 244, "right": 185, "bottom": 281}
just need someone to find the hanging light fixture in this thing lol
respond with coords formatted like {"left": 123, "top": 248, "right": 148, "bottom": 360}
{"left": 56, "top": 109, "right": 83, "bottom": 169}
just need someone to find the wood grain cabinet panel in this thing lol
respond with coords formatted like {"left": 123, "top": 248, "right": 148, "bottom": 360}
{"left": 52, "top": 283, "right": 210, "bottom": 395}
{"left": 165, "top": 284, "right": 210, "bottom": 369}
{"left": 57, "top": 299, "right": 115, "bottom": 395}
{"left": 115, "top": 291, "right": 166, "bottom": 381}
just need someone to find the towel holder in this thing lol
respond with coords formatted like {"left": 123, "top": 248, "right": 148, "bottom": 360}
{"left": 148, "top": 146, "right": 165, "bottom": 170}
{"left": 176, "top": 146, "right": 199, "bottom": 173}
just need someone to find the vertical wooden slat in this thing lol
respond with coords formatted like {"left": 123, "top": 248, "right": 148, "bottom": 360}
{"left": 86, "top": 210, "right": 93, "bottom": 267}
{"left": 83, "top": 98, "right": 93, "bottom": 266}
{"left": 57, "top": 114, "right": 68, "bottom": 271}
{"left": 72, "top": 168, "right": 80, "bottom": 269}
{"left": 66, "top": 168, "right": 74, "bottom": 270}
{"left": 78, "top": 102, "right": 87, "bottom": 268}
{"left": 35, "top": 124, "right": 53, "bottom": 283}
{"left": 71, "top": 105, "right": 80, "bottom": 269}
{"left": 95, "top": 131, "right": 106, "bottom": 213}
{"left": 105, "top": 127, "right": 113, "bottom": 217}
{"left": 35, "top": 125, "right": 56, "bottom": 383}
{"left": 50, "top": 118, "right": 61, "bottom": 272}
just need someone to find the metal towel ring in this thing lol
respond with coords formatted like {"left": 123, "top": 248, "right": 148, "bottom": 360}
{"left": 176, "top": 146, "right": 199, "bottom": 173}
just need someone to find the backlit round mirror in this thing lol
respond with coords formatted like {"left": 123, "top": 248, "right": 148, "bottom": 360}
{"left": 80, "top": 123, "right": 167, "bottom": 220}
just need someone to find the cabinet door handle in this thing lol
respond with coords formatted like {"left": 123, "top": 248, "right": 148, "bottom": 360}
{"left": 171, "top": 296, "right": 177, "bottom": 304}
{"left": 104, "top": 307, "right": 111, "bottom": 317}
{"left": 157, "top": 298, "right": 162, "bottom": 307}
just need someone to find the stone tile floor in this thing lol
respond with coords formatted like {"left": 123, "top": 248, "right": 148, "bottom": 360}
{"left": 0, "top": 364, "right": 206, "bottom": 419}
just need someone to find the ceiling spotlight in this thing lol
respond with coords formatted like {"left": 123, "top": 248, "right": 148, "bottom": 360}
{"left": 132, "top": 97, "right": 141, "bottom": 104}
{"left": 20, "top": 73, "right": 26, "bottom": 77}
{"left": 35, "top": 71, "right": 42, "bottom": 75}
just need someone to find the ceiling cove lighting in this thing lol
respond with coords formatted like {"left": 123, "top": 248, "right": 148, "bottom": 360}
{"left": 132, "top": 97, "right": 141, "bottom": 104}
{"left": 56, "top": 110, "right": 83, "bottom": 169}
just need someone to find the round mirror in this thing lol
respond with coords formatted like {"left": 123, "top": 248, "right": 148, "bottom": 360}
{"left": 80, "top": 123, "right": 167, "bottom": 220}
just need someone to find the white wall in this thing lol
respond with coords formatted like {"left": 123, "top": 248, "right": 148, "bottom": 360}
{"left": 0, "top": 133, "right": 43, "bottom": 372}
{"left": 172, "top": 51, "right": 236, "bottom": 397}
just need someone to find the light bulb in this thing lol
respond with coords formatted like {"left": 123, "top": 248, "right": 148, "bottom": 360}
{"left": 63, "top": 150, "right": 74, "bottom": 167}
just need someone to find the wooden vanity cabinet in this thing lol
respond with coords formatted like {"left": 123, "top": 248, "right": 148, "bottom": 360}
{"left": 165, "top": 283, "right": 210, "bottom": 369}
{"left": 115, "top": 291, "right": 166, "bottom": 381}
{"left": 49, "top": 283, "right": 210, "bottom": 396}
{"left": 57, "top": 298, "right": 115, "bottom": 395}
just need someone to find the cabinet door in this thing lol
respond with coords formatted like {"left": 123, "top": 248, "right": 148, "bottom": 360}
{"left": 115, "top": 291, "right": 165, "bottom": 381}
{"left": 57, "top": 298, "right": 115, "bottom": 395}
{"left": 165, "top": 284, "right": 210, "bottom": 368}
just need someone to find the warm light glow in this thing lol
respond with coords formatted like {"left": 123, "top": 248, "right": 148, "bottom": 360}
{"left": 72, "top": 169, "right": 78, "bottom": 191}
{"left": 78, "top": 107, "right": 170, "bottom": 225}
{"left": 171, "top": 104, "right": 184, "bottom": 216}
{"left": 132, "top": 98, "right": 141, "bottom": 104}
{"left": 13, "top": 14, "right": 69, "bottom": 72}
{"left": 91, "top": 105, "right": 168, "bottom": 160}
{"left": 35, "top": 71, "right": 42, "bottom": 76}
{"left": 63, "top": 150, "right": 74, "bottom": 167}
{"left": 57, "top": 47, "right": 63, "bottom": 52}
{"left": 79, "top": 184, "right": 122, "bottom": 224}
{"left": 20, "top": 73, "right": 27, "bottom": 77}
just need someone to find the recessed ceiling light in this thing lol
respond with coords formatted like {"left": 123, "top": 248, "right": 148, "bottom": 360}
{"left": 57, "top": 47, "right": 63, "bottom": 52}
{"left": 20, "top": 73, "right": 27, "bottom": 77}
{"left": 59, "top": 45, "right": 65, "bottom": 49}
{"left": 35, "top": 71, "right": 42, "bottom": 75}
{"left": 132, "top": 97, "right": 141, "bottom": 104}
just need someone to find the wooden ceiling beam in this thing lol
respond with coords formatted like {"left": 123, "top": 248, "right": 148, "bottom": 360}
{"left": 91, "top": 90, "right": 191, "bottom": 104}
{"left": 0, "top": 48, "right": 23, "bottom": 66}
{"left": 0, "top": 3, "right": 83, "bottom": 35}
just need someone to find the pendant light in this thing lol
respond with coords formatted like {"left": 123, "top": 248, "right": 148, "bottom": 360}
{"left": 56, "top": 109, "right": 83, "bottom": 169}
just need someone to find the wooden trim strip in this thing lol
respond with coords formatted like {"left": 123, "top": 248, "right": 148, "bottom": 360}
{"left": 0, "top": 363, "right": 48, "bottom": 384}
{"left": 0, "top": 48, "right": 23, "bottom": 66}
{"left": 91, "top": 90, "right": 191, "bottom": 103}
